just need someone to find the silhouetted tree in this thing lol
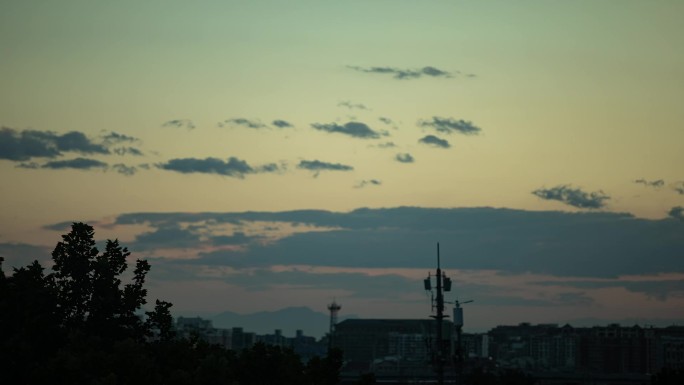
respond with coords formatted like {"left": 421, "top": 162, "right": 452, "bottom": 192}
{"left": 1, "top": 223, "right": 338, "bottom": 385}
{"left": 305, "top": 348, "right": 343, "bottom": 385}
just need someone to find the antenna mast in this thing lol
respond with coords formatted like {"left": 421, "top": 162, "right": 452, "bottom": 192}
{"left": 327, "top": 300, "right": 341, "bottom": 352}
{"left": 424, "top": 243, "right": 451, "bottom": 385}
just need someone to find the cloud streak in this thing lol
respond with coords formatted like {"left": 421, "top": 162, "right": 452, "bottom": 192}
{"left": 157, "top": 157, "right": 279, "bottom": 178}
{"left": 311, "top": 121, "right": 381, "bottom": 139}
{"left": 218, "top": 118, "right": 266, "bottom": 129}
{"left": 634, "top": 178, "right": 664, "bottom": 188}
{"left": 271, "top": 120, "right": 293, "bottom": 128}
{"left": 297, "top": 159, "right": 353, "bottom": 173}
{"left": 418, "top": 117, "right": 482, "bottom": 135}
{"left": 162, "top": 119, "right": 195, "bottom": 130}
{"left": 532, "top": 185, "right": 610, "bottom": 209}
{"left": 0, "top": 127, "right": 109, "bottom": 161}
{"left": 348, "top": 65, "right": 452, "bottom": 80}
{"left": 41, "top": 157, "right": 108, "bottom": 170}
{"left": 338, "top": 101, "right": 369, "bottom": 110}
{"left": 419, "top": 135, "right": 450, "bottom": 148}
{"left": 354, "top": 179, "right": 381, "bottom": 189}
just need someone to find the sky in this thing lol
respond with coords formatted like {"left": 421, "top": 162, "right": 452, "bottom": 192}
{"left": 1, "top": 1, "right": 684, "bottom": 334}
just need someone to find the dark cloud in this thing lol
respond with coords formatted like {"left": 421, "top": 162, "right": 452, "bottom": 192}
{"left": 157, "top": 157, "right": 279, "bottom": 178}
{"left": 418, "top": 135, "right": 450, "bottom": 148}
{"left": 669, "top": 206, "right": 684, "bottom": 221}
{"left": 418, "top": 117, "right": 482, "bottom": 135}
{"left": 532, "top": 185, "right": 610, "bottom": 209}
{"left": 112, "top": 207, "right": 684, "bottom": 277}
{"left": 0, "top": 242, "right": 51, "bottom": 270}
{"left": 297, "top": 160, "right": 353, "bottom": 173}
{"left": 673, "top": 182, "right": 684, "bottom": 195}
{"left": 41, "top": 157, "right": 108, "bottom": 170}
{"left": 112, "top": 163, "right": 137, "bottom": 176}
{"left": 634, "top": 178, "right": 664, "bottom": 188}
{"left": 131, "top": 225, "right": 203, "bottom": 251}
{"left": 113, "top": 147, "right": 144, "bottom": 156}
{"left": 210, "top": 232, "right": 256, "bottom": 246}
{"left": 218, "top": 118, "right": 266, "bottom": 129}
{"left": 0, "top": 127, "right": 109, "bottom": 161}
{"left": 338, "top": 101, "right": 369, "bottom": 110}
{"left": 378, "top": 117, "right": 393, "bottom": 125}
{"left": 55, "top": 131, "right": 109, "bottom": 154}
{"left": 102, "top": 131, "right": 138, "bottom": 144}
{"left": 311, "top": 121, "right": 381, "bottom": 139}
{"left": 43, "top": 221, "right": 81, "bottom": 231}
{"left": 213, "top": 268, "right": 418, "bottom": 301}
{"left": 162, "top": 119, "right": 195, "bottom": 130}
{"left": 271, "top": 120, "right": 293, "bottom": 128}
{"left": 354, "top": 179, "right": 382, "bottom": 189}
{"left": 347, "top": 65, "right": 452, "bottom": 80}
{"left": 536, "top": 278, "right": 684, "bottom": 301}
{"left": 395, "top": 153, "right": 415, "bottom": 163}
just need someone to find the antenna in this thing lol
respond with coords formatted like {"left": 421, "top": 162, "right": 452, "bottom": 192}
{"left": 327, "top": 300, "right": 341, "bottom": 353}
{"left": 423, "top": 242, "right": 450, "bottom": 385}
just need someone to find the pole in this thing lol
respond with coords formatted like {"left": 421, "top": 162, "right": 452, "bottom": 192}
{"left": 435, "top": 243, "right": 444, "bottom": 385}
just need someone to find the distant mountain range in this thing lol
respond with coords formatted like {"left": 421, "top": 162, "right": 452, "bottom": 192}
{"left": 201, "top": 307, "right": 357, "bottom": 339}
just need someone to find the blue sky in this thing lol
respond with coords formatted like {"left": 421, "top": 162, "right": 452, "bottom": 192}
{"left": 1, "top": 1, "right": 684, "bottom": 331}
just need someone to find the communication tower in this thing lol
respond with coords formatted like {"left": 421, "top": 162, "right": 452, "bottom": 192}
{"left": 327, "top": 300, "right": 341, "bottom": 351}
{"left": 423, "top": 243, "right": 452, "bottom": 385}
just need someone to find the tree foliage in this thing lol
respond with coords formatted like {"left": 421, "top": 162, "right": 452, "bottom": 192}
{"left": 0, "top": 223, "right": 342, "bottom": 385}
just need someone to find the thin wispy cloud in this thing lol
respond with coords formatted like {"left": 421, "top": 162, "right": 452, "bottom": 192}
{"left": 297, "top": 160, "right": 353, "bottom": 177}
{"left": 111, "top": 163, "right": 137, "bottom": 176}
{"left": 418, "top": 117, "right": 482, "bottom": 135}
{"left": 162, "top": 119, "right": 195, "bottom": 130}
{"left": 157, "top": 157, "right": 279, "bottom": 178}
{"left": 218, "top": 118, "right": 266, "bottom": 129}
{"left": 102, "top": 131, "right": 139, "bottom": 144}
{"left": 532, "top": 185, "right": 610, "bottom": 209}
{"left": 354, "top": 179, "right": 381, "bottom": 189}
{"left": 376, "top": 141, "right": 396, "bottom": 148}
{"left": 113, "top": 147, "right": 144, "bottom": 156}
{"left": 395, "top": 153, "right": 415, "bottom": 163}
{"left": 311, "top": 121, "right": 382, "bottom": 139}
{"left": 378, "top": 117, "right": 393, "bottom": 125}
{"left": 338, "top": 101, "right": 369, "bottom": 110}
{"left": 347, "top": 65, "right": 452, "bottom": 80}
{"left": 418, "top": 135, "right": 450, "bottom": 148}
{"left": 634, "top": 178, "right": 664, "bottom": 188}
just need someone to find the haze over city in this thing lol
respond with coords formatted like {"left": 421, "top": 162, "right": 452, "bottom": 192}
{"left": 2, "top": 1, "right": 683, "bottom": 333}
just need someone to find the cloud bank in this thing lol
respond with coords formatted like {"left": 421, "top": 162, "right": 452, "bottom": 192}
{"left": 106, "top": 207, "right": 684, "bottom": 278}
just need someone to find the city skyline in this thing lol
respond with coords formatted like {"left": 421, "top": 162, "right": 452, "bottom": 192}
{"left": 1, "top": 1, "right": 684, "bottom": 331}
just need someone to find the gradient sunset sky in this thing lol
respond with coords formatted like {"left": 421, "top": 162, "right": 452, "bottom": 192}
{"left": 2, "top": 1, "right": 684, "bottom": 333}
